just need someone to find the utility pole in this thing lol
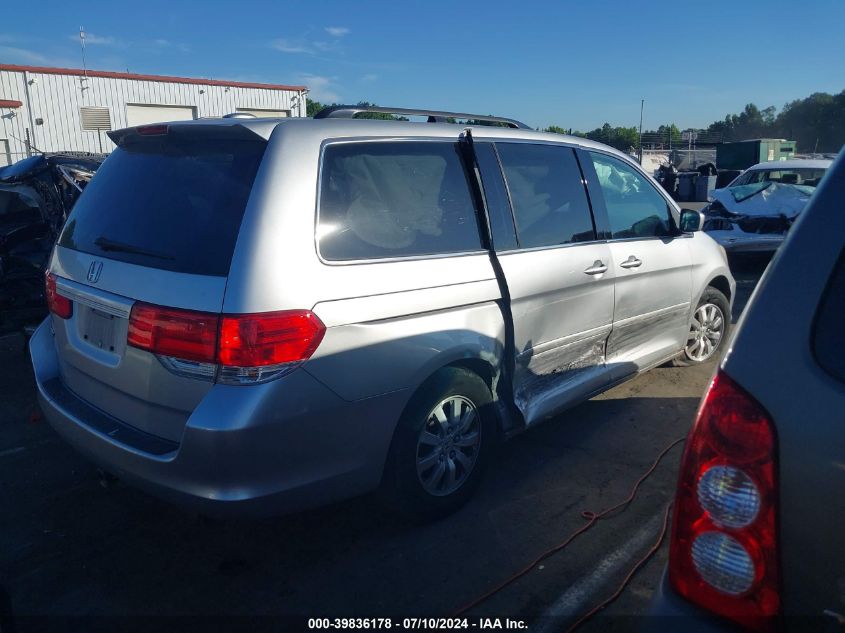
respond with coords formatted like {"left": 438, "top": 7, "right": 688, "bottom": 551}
{"left": 688, "top": 129, "right": 693, "bottom": 168}
{"left": 638, "top": 99, "right": 644, "bottom": 164}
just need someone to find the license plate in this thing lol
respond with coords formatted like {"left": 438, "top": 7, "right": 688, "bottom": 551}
{"left": 83, "top": 309, "right": 117, "bottom": 352}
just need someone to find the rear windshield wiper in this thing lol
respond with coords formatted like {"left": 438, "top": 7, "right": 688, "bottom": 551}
{"left": 94, "top": 236, "right": 175, "bottom": 261}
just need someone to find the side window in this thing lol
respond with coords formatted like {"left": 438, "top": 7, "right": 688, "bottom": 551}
{"left": 814, "top": 250, "right": 845, "bottom": 384}
{"left": 318, "top": 142, "right": 482, "bottom": 261}
{"left": 496, "top": 143, "right": 595, "bottom": 249}
{"left": 589, "top": 152, "right": 673, "bottom": 239}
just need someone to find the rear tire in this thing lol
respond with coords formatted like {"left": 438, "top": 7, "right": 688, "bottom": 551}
{"left": 381, "top": 367, "right": 495, "bottom": 521}
{"left": 673, "top": 287, "right": 731, "bottom": 366}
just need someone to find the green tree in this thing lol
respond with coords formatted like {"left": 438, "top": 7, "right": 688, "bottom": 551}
{"left": 701, "top": 91, "right": 845, "bottom": 152}
{"left": 544, "top": 125, "right": 569, "bottom": 134}
{"left": 657, "top": 124, "right": 682, "bottom": 145}
{"left": 306, "top": 98, "right": 325, "bottom": 117}
{"left": 580, "top": 123, "right": 640, "bottom": 152}
{"left": 351, "top": 101, "right": 408, "bottom": 121}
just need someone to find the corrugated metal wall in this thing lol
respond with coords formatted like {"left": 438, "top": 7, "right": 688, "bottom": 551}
{"left": 0, "top": 68, "right": 305, "bottom": 162}
{"left": 0, "top": 71, "right": 29, "bottom": 163}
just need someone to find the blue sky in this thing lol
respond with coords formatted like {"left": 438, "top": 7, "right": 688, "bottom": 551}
{"left": 2, "top": 0, "right": 843, "bottom": 131}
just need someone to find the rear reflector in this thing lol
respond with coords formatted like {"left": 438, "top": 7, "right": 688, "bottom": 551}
{"left": 127, "top": 303, "right": 218, "bottom": 363}
{"left": 127, "top": 303, "right": 325, "bottom": 383}
{"left": 45, "top": 272, "right": 72, "bottom": 319}
{"left": 669, "top": 370, "right": 779, "bottom": 631}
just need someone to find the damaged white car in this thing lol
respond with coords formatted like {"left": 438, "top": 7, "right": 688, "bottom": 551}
{"left": 702, "top": 159, "right": 831, "bottom": 254}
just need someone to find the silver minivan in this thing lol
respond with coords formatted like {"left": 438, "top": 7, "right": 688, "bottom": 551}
{"left": 30, "top": 106, "right": 735, "bottom": 517}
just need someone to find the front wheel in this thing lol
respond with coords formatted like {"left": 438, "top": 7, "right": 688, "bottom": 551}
{"left": 381, "top": 367, "right": 496, "bottom": 520}
{"left": 674, "top": 288, "right": 731, "bottom": 366}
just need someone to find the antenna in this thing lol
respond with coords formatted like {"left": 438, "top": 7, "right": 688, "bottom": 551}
{"left": 79, "top": 26, "right": 89, "bottom": 93}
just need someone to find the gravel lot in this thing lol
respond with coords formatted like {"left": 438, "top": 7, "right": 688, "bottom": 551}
{"left": 0, "top": 255, "right": 767, "bottom": 632}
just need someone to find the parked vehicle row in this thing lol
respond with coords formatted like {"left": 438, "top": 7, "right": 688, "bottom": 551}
{"left": 30, "top": 106, "right": 734, "bottom": 518}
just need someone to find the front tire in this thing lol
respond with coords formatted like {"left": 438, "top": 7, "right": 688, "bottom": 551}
{"left": 674, "top": 287, "right": 731, "bottom": 366}
{"left": 381, "top": 367, "right": 495, "bottom": 520}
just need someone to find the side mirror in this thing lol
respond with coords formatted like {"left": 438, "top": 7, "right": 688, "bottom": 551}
{"left": 679, "top": 208, "right": 704, "bottom": 233}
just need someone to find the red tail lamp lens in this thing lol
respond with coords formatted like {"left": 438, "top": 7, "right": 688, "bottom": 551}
{"left": 669, "top": 370, "right": 779, "bottom": 632}
{"left": 45, "top": 272, "right": 72, "bottom": 319}
{"left": 127, "top": 303, "right": 219, "bottom": 363}
{"left": 218, "top": 310, "right": 325, "bottom": 367}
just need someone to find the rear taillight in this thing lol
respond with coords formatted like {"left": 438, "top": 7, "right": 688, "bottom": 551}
{"left": 127, "top": 303, "right": 325, "bottom": 384}
{"left": 127, "top": 303, "right": 218, "bottom": 363}
{"left": 45, "top": 272, "right": 72, "bottom": 319}
{"left": 669, "top": 370, "right": 779, "bottom": 631}
{"left": 218, "top": 311, "right": 326, "bottom": 366}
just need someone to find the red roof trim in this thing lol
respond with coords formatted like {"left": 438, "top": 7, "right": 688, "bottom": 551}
{"left": 0, "top": 64, "right": 307, "bottom": 92}
{"left": 0, "top": 99, "right": 23, "bottom": 108}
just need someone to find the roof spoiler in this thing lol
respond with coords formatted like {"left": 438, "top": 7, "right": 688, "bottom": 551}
{"left": 108, "top": 121, "right": 268, "bottom": 146}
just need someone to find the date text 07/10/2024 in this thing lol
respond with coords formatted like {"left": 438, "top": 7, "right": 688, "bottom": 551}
{"left": 307, "top": 618, "right": 528, "bottom": 630}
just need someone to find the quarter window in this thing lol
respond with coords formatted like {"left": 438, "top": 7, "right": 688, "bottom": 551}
{"left": 496, "top": 143, "right": 595, "bottom": 248}
{"left": 589, "top": 152, "right": 673, "bottom": 239}
{"left": 813, "top": 249, "right": 845, "bottom": 384}
{"left": 318, "top": 142, "right": 481, "bottom": 261}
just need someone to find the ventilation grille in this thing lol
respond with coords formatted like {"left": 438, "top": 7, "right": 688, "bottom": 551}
{"left": 80, "top": 106, "right": 112, "bottom": 131}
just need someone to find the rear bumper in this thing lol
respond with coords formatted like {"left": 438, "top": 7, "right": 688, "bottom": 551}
{"left": 645, "top": 569, "right": 740, "bottom": 632}
{"left": 30, "top": 319, "right": 408, "bottom": 517}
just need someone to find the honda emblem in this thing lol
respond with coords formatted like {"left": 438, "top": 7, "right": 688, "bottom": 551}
{"left": 87, "top": 261, "right": 103, "bottom": 283}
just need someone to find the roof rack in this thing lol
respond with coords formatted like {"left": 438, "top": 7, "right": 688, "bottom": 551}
{"left": 313, "top": 105, "right": 530, "bottom": 129}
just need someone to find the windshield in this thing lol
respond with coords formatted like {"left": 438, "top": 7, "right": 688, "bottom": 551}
{"left": 732, "top": 167, "right": 827, "bottom": 188}
{"left": 58, "top": 137, "right": 266, "bottom": 276}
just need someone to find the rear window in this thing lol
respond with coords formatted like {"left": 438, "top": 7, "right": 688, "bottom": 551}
{"left": 814, "top": 249, "right": 845, "bottom": 384}
{"left": 58, "top": 137, "right": 266, "bottom": 276}
{"left": 318, "top": 141, "right": 482, "bottom": 261}
{"left": 733, "top": 168, "right": 827, "bottom": 188}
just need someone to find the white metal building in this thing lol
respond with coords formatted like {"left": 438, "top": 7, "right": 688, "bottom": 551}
{"left": 0, "top": 63, "right": 308, "bottom": 165}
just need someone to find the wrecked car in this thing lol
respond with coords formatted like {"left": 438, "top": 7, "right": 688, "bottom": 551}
{"left": 0, "top": 153, "right": 103, "bottom": 334}
{"left": 701, "top": 159, "right": 831, "bottom": 254}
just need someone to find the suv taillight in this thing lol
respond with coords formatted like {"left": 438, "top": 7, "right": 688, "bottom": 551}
{"left": 669, "top": 370, "right": 779, "bottom": 632}
{"left": 45, "top": 272, "right": 73, "bottom": 319}
{"left": 127, "top": 303, "right": 325, "bottom": 384}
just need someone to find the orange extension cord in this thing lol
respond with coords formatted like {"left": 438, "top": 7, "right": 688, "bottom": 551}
{"left": 451, "top": 437, "right": 686, "bottom": 630}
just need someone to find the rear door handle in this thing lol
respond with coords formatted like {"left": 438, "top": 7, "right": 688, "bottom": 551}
{"left": 584, "top": 260, "right": 608, "bottom": 275}
{"left": 620, "top": 256, "right": 643, "bottom": 269}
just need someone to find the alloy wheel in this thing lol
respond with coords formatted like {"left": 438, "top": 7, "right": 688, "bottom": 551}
{"left": 416, "top": 396, "right": 481, "bottom": 496}
{"left": 685, "top": 303, "right": 725, "bottom": 362}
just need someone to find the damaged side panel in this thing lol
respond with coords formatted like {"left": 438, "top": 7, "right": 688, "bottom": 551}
{"left": 513, "top": 328, "right": 610, "bottom": 425}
